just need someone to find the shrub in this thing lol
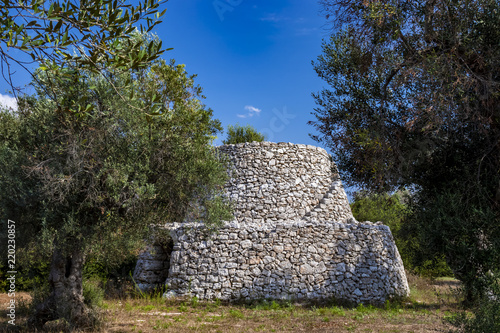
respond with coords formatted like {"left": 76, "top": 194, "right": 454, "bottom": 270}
{"left": 222, "top": 124, "right": 265, "bottom": 144}
{"left": 350, "top": 191, "right": 407, "bottom": 233}
{"left": 451, "top": 277, "right": 500, "bottom": 332}
{"left": 351, "top": 191, "right": 453, "bottom": 278}
{"left": 83, "top": 278, "right": 105, "bottom": 308}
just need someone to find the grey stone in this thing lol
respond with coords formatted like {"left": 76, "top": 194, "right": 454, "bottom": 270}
{"left": 134, "top": 142, "right": 410, "bottom": 304}
{"left": 240, "top": 240, "right": 252, "bottom": 248}
{"left": 300, "top": 264, "right": 314, "bottom": 275}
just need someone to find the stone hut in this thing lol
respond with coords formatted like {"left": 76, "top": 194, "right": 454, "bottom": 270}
{"left": 133, "top": 142, "right": 410, "bottom": 304}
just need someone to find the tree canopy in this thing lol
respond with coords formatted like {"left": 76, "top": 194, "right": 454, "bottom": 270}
{"left": 0, "top": 0, "right": 166, "bottom": 97}
{"left": 311, "top": 0, "right": 499, "bottom": 303}
{"left": 313, "top": 0, "right": 499, "bottom": 192}
{"left": 222, "top": 124, "right": 266, "bottom": 145}
{"left": 0, "top": 55, "right": 232, "bottom": 327}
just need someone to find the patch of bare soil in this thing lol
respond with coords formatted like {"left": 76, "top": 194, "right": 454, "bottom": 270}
{"left": 0, "top": 292, "right": 31, "bottom": 308}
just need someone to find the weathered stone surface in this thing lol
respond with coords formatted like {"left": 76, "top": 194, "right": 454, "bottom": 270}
{"left": 133, "top": 245, "right": 170, "bottom": 292}
{"left": 160, "top": 220, "right": 409, "bottom": 303}
{"left": 134, "top": 142, "right": 410, "bottom": 304}
{"left": 218, "top": 142, "right": 353, "bottom": 223}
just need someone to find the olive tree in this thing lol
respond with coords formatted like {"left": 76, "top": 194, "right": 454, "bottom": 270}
{"left": 1, "top": 0, "right": 166, "bottom": 98}
{"left": 0, "top": 57, "right": 232, "bottom": 328}
{"left": 311, "top": 0, "right": 500, "bottom": 303}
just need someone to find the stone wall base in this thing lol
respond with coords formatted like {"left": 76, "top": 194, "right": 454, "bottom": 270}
{"left": 135, "top": 220, "right": 410, "bottom": 304}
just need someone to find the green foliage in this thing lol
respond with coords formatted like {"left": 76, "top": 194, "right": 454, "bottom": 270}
{"left": 402, "top": 179, "right": 499, "bottom": 302}
{"left": 190, "top": 296, "right": 200, "bottom": 308}
{"left": 451, "top": 276, "right": 500, "bottom": 332}
{"left": 0, "top": 0, "right": 166, "bottom": 92}
{"left": 83, "top": 278, "right": 105, "bottom": 309}
{"left": 249, "top": 299, "right": 291, "bottom": 311}
{"left": 229, "top": 309, "right": 244, "bottom": 318}
{"left": 84, "top": 249, "right": 138, "bottom": 283}
{"left": 329, "top": 306, "right": 346, "bottom": 316}
{"left": 0, "top": 38, "right": 232, "bottom": 327}
{"left": 409, "top": 256, "right": 453, "bottom": 279}
{"left": 83, "top": 258, "right": 109, "bottom": 283}
{"left": 0, "top": 240, "right": 138, "bottom": 293}
{"left": 350, "top": 191, "right": 452, "bottom": 277}
{"left": 350, "top": 191, "right": 407, "bottom": 233}
{"left": 312, "top": 0, "right": 500, "bottom": 192}
{"left": 0, "top": 56, "right": 232, "bottom": 255}
{"left": 0, "top": 241, "right": 52, "bottom": 292}
{"left": 313, "top": 0, "right": 500, "bottom": 303}
{"left": 222, "top": 124, "right": 265, "bottom": 145}
{"left": 0, "top": 262, "right": 7, "bottom": 292}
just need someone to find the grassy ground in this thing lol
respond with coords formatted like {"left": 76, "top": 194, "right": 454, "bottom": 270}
{"left": 0, "top": 273, "right": 461, "bottom": 332}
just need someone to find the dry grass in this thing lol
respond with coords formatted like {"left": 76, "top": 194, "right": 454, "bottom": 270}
{"left": 0, "top": 273, "right": 461, "bottom": 332}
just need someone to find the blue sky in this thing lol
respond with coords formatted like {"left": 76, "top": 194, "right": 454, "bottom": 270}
{"left": 0, "top": 1, "right": 331, "bottom": 147}
{"left": 160, "top": 1, "right": 330, "bottom": 146}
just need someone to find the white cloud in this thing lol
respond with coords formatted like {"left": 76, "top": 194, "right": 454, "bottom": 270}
{"left": 0, "top": 94, "right": 17, "bottom": 111}
{"left": 261, "top": 14, "right": 307, "bottom": 24}
{"left": 244, "top": 105, "right": 261, "bottom": 114}
{"left": 295, "top": 27, "right": 318, "bottom": 36}
{"left": 260, "top": 13, "right": 291, "bottom": 23}
{"left": 237, "top": 105, "right": 261, "bottom": 118}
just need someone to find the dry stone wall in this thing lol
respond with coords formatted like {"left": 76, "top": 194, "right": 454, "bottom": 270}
{"left": 133, "top": 244, "right": 171, "bottom": 292}
{"left": 134, "top": 142, "right": 410, "bottom": 303}
{"left": 218, "top": 142, "right": 353, "bottom": 223}
{"left": 164, "top": 220, "right": 409, "bottom": 303}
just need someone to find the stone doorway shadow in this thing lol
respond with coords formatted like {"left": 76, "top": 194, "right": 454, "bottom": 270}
{"left": 133, "top": 236, "right": 173, "bottom": 293}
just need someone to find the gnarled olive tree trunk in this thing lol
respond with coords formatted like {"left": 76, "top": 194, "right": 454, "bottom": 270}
{"left": 30, "top": 247, "right": 90, "bottom": 328}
